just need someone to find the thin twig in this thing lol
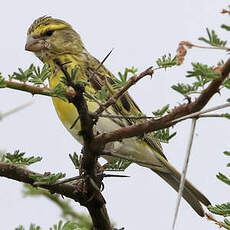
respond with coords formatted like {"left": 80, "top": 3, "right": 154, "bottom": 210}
{"left": 88, "top": 49, "right": 114, "bottom": 82}
{"left": 172, "top": 102, "right": 230, "bottom": 123}
{"left": 0, "top": 100, "right": 33, "bottom": 120}
{"left": 70, "top": 116, "right": 80, "bottom": 129}
{"left": 5, "top": 80, "right": 75, "bottom": 98}
{"left": 206, "top": 213, "right": 230, "bottom": 230}
{"left": 53, "top": 173, "right": 129, "bottom": 186}
{"left": 199, "top": 114, "right": 228, "bottom": 118}
{"left": 98, "top": 114, "right": 153, "bottom": 119}
{"left": 94, "top": 67, "right": 154, "bottom": 117}
{"left": 181, "top": 41, "right": 230, "bottom": 51}
{"left": 172, "top": 118, "right": 197, "bottom": 230}
{"left": 191, "top": 43, "right": 230, "bottom": 51}
{"left": 102, "top": 151, "right": 161, "bottom": 169}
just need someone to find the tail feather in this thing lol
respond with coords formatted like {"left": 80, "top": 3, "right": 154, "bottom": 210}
{"left": 153, "top": 169, "right": 211, "bottom": 217}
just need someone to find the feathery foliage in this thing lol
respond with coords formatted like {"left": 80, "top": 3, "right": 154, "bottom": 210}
{"left": 156, "top": 54, "right": 177, "bottom": 69}
{"left": 105, "top": 159, "right": 132, "bottom": 171}
{"left": 208, "top": 151, "right": 230, "bottom": 228}
{"left": 0, "top": 150, "right": 42, "bottom": 167}
{"left": 172, "top": 63, "right": 220, "bottom": 96}
{"left": 198, "top": 28, "right": 227, "bottom": 47}
{"left": 31, "top": 172, "right": 66, "bottom": 186}
{"left": 113, "top": 67, "right": 138, "bottom": 89}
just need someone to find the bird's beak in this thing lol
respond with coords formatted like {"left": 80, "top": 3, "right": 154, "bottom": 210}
{"left": 25, "top": 36, "right": 44, "bottom": 52}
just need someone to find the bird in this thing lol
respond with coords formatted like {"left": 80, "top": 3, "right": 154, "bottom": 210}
{"left": 25, "top": 16, "right": 211, "bottom": 216}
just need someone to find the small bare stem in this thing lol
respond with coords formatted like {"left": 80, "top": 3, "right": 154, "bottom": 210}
{"left": 172, "top": 102, "right": 230, "bottom": 123}
{"left": 172, "top": 118, "right": 197, "bottom": 230}
{"left": 0, "top": 100, "right": 33, "bottom": 120}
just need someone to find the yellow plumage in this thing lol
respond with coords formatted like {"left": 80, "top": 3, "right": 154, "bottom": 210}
{"left": 25, "top": 16, "right": 211, "bottom": 216}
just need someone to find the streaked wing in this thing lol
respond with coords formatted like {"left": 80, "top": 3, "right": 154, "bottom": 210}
{"left": 85, "top": 61, "right": 167, "bottom": 160}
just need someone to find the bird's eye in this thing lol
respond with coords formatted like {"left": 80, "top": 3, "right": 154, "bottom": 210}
{"left": 43, "top": 30, "right": 54, "bottom": 37}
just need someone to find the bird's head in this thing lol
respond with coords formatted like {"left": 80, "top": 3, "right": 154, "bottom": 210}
{"left": 25, "top": 16, "right": 85, "bottom": 62}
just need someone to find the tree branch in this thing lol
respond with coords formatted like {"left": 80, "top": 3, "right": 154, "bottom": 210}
{"left": 0, "top": 162, "right": 84, "bottom": 202}
{"left": 92, "top": 57, "right": 230, "bottom": 147}
{"left": 5, "top": 80, "right": 76, "bottom": 99}
{"left": 54, "top": 59, "right": 112, "bottom": 230}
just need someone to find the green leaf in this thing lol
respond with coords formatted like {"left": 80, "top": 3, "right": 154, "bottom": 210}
{"left": 29, "top": 224, "right": 41, "bottom": 230}
{"left": 171, "top": 83, "right": 197, "bottom": 96}
{"left": 94, "top": 85, "right": 109, "bottom": 102}
{"left": 217, "top": 60, "right": 225, "bottom": 66}
{"left": 208, "top": 203, "right": 230, "bottom": 217}
{"left": 69, "top": 152, "right": 81, "bottom": 169}
{"left": 223, "top": 78, "right": 230, "bottom": 89}
{"left": 49, "top": 220, "right": 81, "bottom": 230}
{"left": 113, "top": 67, "right": 138, "bottom": 89}
{"left": 15, "top": 224, "right": 41, "bottom": 230}
{"left": 29, "top": 64, "right": 50, "bottom": 86}
{"left": 198, "top": 28, "right": 227, "bottom": 47}
{"left": 15, "top": 226, "right": 25, "bottom": 230}
{"left": 105, "top": 159, "right": 132, "bottom": 171}
{"left": 50, "top": 83, "right": 68, "bottom": 102}
{"left": 71, "top": 65, "right": 80, "bottom": 81}
{"left": 172, "top": 63, "right": 219, "bottom": 97}
{"left": 153, "top": 128, "right": 177, "bottom": 143}
{"left": 0, "top": 73, "right": 6, "bottom": 88}
{"left": 152, "top": 104, "right": 170, "bottom": 117}
{"left": 11, "top": 64, "right": 35, "bottom": 83}
{"left": 224, "top": 151, "right": 230, "bottom": 156}
{"left": 187, "top": 63, "right": 220, "bottom": 80}
{"left": 156, "top": 54, "right": 177, "bottom": 69}
{"left": 221, "top": 24, "right": 230, "bottom": 31}
{"left": 75, "top": 80, "right": 89, "bottom": 86}
{"left": 31, "top": 172, "right": 66, "bottom": 186}
{"left": 217, "top": 172, "right": 230, "bottom": 185}
{"left": 224, "top": 218, "right": 230, "bottom": 226}
{"left": 22, "top": 184, "right": 92, "bottom": 227}
{"left": 0, "top": 150, "right": 42, "bottom": 167}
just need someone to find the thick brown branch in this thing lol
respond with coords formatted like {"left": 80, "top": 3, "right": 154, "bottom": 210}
{"left": 0, "top": 162, "right": 83, "bottom": 202}
{"left": 54, "top": 59, "right": 112, "bottom": 230}
{"left": 92, "top": 58, "right": 230, "bottom": 147}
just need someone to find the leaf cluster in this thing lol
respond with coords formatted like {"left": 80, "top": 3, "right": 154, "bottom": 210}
{"left": 113, "top": 67, "right": 138, "bottom": 89}
{"left": 152, "top": 104, "right": 170, "bottom": 118}
{"left": 22, "top": 185, "right": 92, "bottom": 228}
{"left": 29, "top": 64, "right": 50, "bottom": 86}
{"left": 94, "top": 85, "right": 109, "bottom": 102}
{"left": 4, "top": 64, "right": 70, "bottom": 102}
{"left": 156, "top": 53, "right": 177, "bottom": 70}
{"left": 198, "top": 28, "right": 227, "bottom": 47}
{"left": 69, "top": 153, "right": 81, "bottom": 169}
{"left": 49, "top": 83, "right": 69, "bottom": 102}
{"left": 50, "top": 220, "right": 86, "bottom": 230}
{"left": 15, "top": 224, "right": 41, "bottom": 230}
{"left": 153, "top": 128, "right": 177, "bottom": 143}
{"left": 15, "top": 220, "right": 87, "bottom": 230}
{"left": 9, "top": 64, "right": 50, "bottom": 86}
{"left": 105, "top": 159, "right": 132, "bottom": 171}
{"left": 0, "top": 150, "right": 42, "bottom": 167}
{"left": 172, "top": 62, "right": 220, "bottom": 96}
{"left": 208, "top": 151, "right": 230, "bottom": 228}
{"left": 0, "top": 73, "right": 6, "bottom": 88}
{"left": 30, "top": 172, "right": 66, "bottom": 186}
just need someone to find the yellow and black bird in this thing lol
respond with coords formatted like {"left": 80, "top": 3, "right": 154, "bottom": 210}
{"left": 25, "top": 16, "right": 210, "bottom": 216}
